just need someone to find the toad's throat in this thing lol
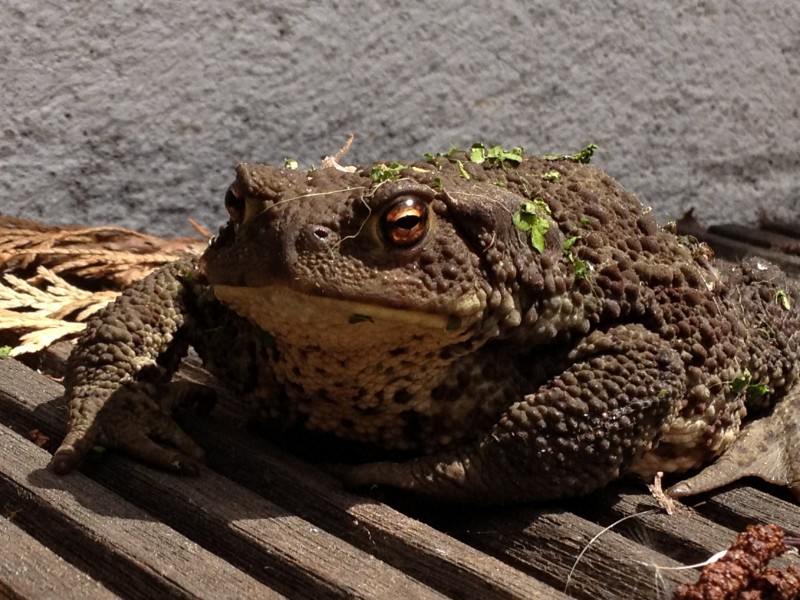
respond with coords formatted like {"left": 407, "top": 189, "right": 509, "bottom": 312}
{"left": 212, "top": 284, "right": 482, "bottom": 343}
{"left": 212, "top": 283, "right": 481, "bottom": 410}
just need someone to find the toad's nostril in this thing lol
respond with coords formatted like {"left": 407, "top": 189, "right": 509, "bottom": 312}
{"left": 313, "top": 226, "right": 331, "bottom": 240}
{"left": 224, "top": 186, "right": 244, "bottom": 224}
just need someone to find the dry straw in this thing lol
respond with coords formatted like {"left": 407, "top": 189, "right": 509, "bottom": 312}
{"left": 0, "top": 216, "right": 206, "bottom": 356}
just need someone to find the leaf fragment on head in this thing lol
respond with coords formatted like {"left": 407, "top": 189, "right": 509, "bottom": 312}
{"left": 349, "top": 313, "right": 374, "bottom": 324}
{"left": 572, "top": 259, "right": 589, "bottom": 278}
{"left": 544, "top": 143, "right": 598, "bottom": 164}
{"left": 469, "top": 143, "right": 524, "bottom": 166}
{"left": 370, "top": 162, "right": 405, "bottom": 182}
{"left": 730, "top": 368, "right": 770, "bottom": 400}
{"left": 512, "top": 198, "right": 551, "bottom": 254}
{"left": 776, "top": 290, "right": 791, "bottom": 310}
{"left": 562, "top": 236, "right": 590, "bottom": 278}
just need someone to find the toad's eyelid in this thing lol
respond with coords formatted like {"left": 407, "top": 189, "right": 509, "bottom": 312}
{"left": 365, "top": 179, "right": 437, "bottom": 211}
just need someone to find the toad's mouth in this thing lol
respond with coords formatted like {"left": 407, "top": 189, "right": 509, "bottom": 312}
{"left": 212, "top": 284, "right": 483, "bottom": 339}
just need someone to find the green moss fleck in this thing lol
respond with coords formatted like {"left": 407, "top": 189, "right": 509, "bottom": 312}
{"left": 541, "top": 170, "right": 561, "bottom": 181}
{"left": 446, "top": 315, "right": 463, "bottom": 331}
{"left": 0, "top": 346, "right": 11, "bottom": 359}
{"left": 776, "top": 290, "right": 791, "bottom": 310}
{"left": 469, "top": 143, "right": 524, "bottom": 166}
{"left": 562, "top": 236, "right": 580, "bottom": 251}
{"left": 572, "top": 259, "right": 589, "bottom": 279}
{"left": 284, "top": 158, "right": 299, "bottom": 170}
{"left": 747, "top": 382, "right": 770, "bottom": 399}
{"left": 544, "top": 143, "right": 598, "bottom": 164}
{"left": 370, "top": 162, "right": 405, "bottom": 182}
{"left": 468, "top": 144, "right": 486, "bottom": 164}
{"left": 179, "top": 266, "right": 198, "bottom": 281}
{"left": 512, "top": 198, "right": 551, "bottom": 253}
{"left": 730, "top": 371, "right": 751, "bottom": 394}
{"left": 349, "top": 313, "right": 375, "bottom": 324}
{"left": 455, "top": 160, "right": 470, "bottom": 180}
{"left": 423, "top": 153, "right": 443, "bottom": 170}
{"left": 572, "top": 144, "right": 598, "bottom": 163}
{"left": 730, "top": 369, "right": 770, "bottom": 400}
{"left": 562, "top": 236, "right": 589, "bottom": 278}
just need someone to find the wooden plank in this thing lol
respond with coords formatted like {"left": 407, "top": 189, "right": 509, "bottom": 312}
{"left": 423, "top": 478, "right": 800, "bottom": 599}
{"left": 0, "top": 376, "right": 445, "bottom": 599}
{"left": 758, "top": 218, "right": 800, "bottom": 240}
{"left": 572, "top": 487, "right": 747, "bottom": 564}
{"left": 437, "top": 483, "right": 799, "bottom": 599}
{"left": 0, "top": 516, "right": 121, "bottom": 600}
{"left": 0, "top": 357, "right": 564, "bottom": 600}
{"left": 432, "top": 503, "right": 694, "bottom": 600}
{"left": 178, "top": 415, "right": 571, "bottom": 600}
{"left": 692, "top": 486, "right": 800, "bottom": 537}
{"left": 708, "top": 223, "right": 777, "bottom": 248}
{"left": 677, "top": 217, "right": 800, "bottom": 274}
{"left": 80, "top": 453, "right": 447, "bottom": 600}
{"left": 0, "top": 422, "right": 283, "bottom": 600}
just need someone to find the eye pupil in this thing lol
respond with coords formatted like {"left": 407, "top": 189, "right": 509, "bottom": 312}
{"left": 381, "top": 196, "right": 429, "bottom": 247}
{"left": 394, "top": 214, "right": 421, "bottom": 230}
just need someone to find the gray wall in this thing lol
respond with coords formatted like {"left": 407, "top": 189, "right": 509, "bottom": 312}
{"left": 4, "top": 1, "right": 799, "bottom": 237}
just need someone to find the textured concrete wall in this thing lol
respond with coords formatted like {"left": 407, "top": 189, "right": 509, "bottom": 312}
{"left": 3, "top": 1, "right": 799, "bottom": 236}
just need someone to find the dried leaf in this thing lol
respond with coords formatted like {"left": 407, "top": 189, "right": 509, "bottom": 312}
{"left": 0, "top": 215, "right": 204, "bottom": 287}
{"left": 0, "top": 217, "right": 205, "bottom": 355}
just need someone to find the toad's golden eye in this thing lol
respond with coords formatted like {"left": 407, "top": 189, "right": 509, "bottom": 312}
{"left": 380, "top": 196, "right": 429, "bottom": 247}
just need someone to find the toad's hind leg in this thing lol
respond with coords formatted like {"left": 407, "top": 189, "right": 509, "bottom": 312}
{"left": 668, "top": 384, "right": 800, "bottom": 501}
{"left": 343, "top": 324, "right": 685, "bottom": 504}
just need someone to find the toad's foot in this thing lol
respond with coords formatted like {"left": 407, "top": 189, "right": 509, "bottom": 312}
{"left": 668, "top": 385, "right": 800, "bottom": 501}
{"left": 50, "top": 381, "right": 209, "bottom": 475}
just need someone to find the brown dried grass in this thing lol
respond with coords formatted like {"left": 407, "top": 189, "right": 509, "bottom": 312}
{"left": 0, "top": 216, "right": 207, "bottom": 356}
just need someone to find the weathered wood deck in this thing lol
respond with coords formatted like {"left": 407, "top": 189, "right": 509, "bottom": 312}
{"left": 3, "top": 219, "right": 800, "bottom": 599}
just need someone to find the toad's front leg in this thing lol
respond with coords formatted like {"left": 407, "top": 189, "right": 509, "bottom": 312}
{"left": 51, "top": 259, "right": 207, "bottom": 475}
{"left": 343, "top": 324, "right": 685, "bottom": 504}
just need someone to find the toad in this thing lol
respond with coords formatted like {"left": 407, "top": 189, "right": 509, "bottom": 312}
{"left": 51, "top": 146, "right": 800, "bottom": 504}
